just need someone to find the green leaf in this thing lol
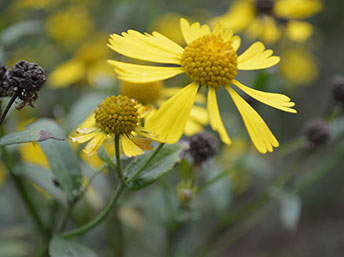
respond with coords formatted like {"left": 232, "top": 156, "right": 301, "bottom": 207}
{"left": 20, "top": 163, "right": 68, "bottom": 207}
{"left": 97, "top": 145, "right": 117, "bottom": 171}
{"left": 0, "top": 129, "right": 63, "bottom": 146}
{"left": 125, "top": 143, "right": 187, "bottom": 190}
{"left": 49, "top": 236, "right": 98, "bottom": 257}
{"left": 28, "top": 119, "right": 81, "bottom": 201}
{"left": 0, "top": 241, "right": 28, "bottom": 257}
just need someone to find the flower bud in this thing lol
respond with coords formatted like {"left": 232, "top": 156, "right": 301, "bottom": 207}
{"left": 189, "top": 131, "right": 218, "bottom": 164}
{"left": 304, "top": 119, "right": 330, "bottom": 148}
{"left": 176, "top": 180, "right": 197, "bottom": 205}
{"left": 331, "top": 74, "right": 344, "bottom": 103}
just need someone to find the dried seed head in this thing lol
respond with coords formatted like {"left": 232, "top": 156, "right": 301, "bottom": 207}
{"left": 331, "top": 75, "right": 344, "bottom": 103}
{"left": 189, "top": 131, "right": 219, "bottom": 164}
{"left": 256, "top": 0, "right": 275, "bottom": 15}
{"left": 304, "top": 119, "right": 330, "bottom": 148}
{"left": 3, "top": 60, "right": 46, "bottom": 109}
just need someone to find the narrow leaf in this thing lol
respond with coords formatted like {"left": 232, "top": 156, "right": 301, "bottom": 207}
{"left": 0, "top": 129, "right": 63, "bottom": 146}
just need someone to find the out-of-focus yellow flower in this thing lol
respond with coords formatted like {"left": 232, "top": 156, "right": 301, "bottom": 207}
{"left": 46, "top": 6, "right": 93, "bottom": 48}
{"left": 280, "top": 48, "right": 318, "bottom": 85}
{"left": 108, "top": 18, "right": 296, "bottom": 153}
{"left": 19, "top": 142, "right": 49, "bottom": 168}
{"left": 48, "top": 35, "right": 113, "bottom": 88}
{"left": 14, "top": 0, "right": 59, "bottom": 10}
{"left": 120, "top": 81, "right": 209, "bottom": 136}
{"left": 0, "top": 163, "right": 7, "bottom": 186}
{"left": 71, "top": 95, "right": 160, "bottom": 157}
{"left": 149, "top": 13, "right": 186, "bottom": 46}
{"left": 211, "top": 0, "right": 322, "bottom": 44}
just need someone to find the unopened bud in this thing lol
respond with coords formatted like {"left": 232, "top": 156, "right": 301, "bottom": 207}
{"left": 176, "top": 180, "right": 197, "bottom": 205}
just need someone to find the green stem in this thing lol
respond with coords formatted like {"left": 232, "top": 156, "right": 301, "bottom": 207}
{"left": 115, "top": 134, "right": 125, "bottom": 184}
{"left": 2, "top": 147, "right": 48, "bottom": 236}
{"left": 62, "top": 183, "right": 127, "bottom": 238}
{"left": 0, "top": 94, "right": 17, "bottom": 128}
{"left": 126, "top": 143, "right": 165, "bottom": 183}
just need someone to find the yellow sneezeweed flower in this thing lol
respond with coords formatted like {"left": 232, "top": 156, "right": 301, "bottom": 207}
{"left": 280, "top": 48, "right": 318, "bottom": 85}
{"left": 107, "top": 18, "right": 296, "bottom": 154}
{"left": 211, "top": 0, "right": 322, "bottom": 44}
{"left": 120, "top": 81, "right": 209, "bottom": 136}
{"left": 48, "top": 36, "right": 113, "bottom": 88}
{"left": 71, "top": 95, "right": 158, "bottom": 157}
{"left": 46, "top": 6, "right": 93, "bottom": 48}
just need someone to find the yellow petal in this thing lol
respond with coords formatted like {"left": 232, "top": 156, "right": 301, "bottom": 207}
{"left": 145, "top": 82, "right": 199, "bottom": 143}
{"left": 190, "top": 105, "right": 209, "bottom": 125}
{"left": 83, "top": 133, "right": 106, "bottom": 156}
{"left": 75, "top": 114, "right": 96, "bottom": 133}
{"left": 131, "top": 138, "right": 153, "bottom": 151}
{"left": 232, "top": 80, "right": 297, "bottom": 113}
{"left": 161, "top": 87, "right": 206, "bottom": 104}
{"left": 184, "top": 119, "right": 203, "bottom": 136}
{"left": 180, "top": 18, "right": 211, "bottom": 44}
{"left": 103, "top": 138, "right": 115, "bottom": 157}
{"left": 286, "top": 21, "right": 313, "bottom": 43}
{"left": 238, "top": 42, "right": 280, "bottom": 70}
{"left": 226, "top": 86, "right": 279, "bottom": 154}
{"left": 274, "top": 0, "right": 323, "bottom": 19}
{"left": 120, "top": 135, "right": 144, "bottom": 157}
{"left": 108, "top": 30, "right": 183, "bottom": 64}
{"left": 231, "top": 35, "right": 241, "bottom": 51}
{"left": 48, "top": 59, "right": 85, "bottom": 88}
{"left": 71, "top": 130, "right": 99, "bottom": 144}
{"left": 108, "top": 60, "right": 184, "bottom": 83}
{"left": 207, "top": 88, "right": 231, "bottom": 145}
{"left": 210, "top": 0, "right": 255, "bottom": 32}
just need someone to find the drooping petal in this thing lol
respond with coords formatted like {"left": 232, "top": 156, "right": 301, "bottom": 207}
{"left": 83, "top": 133, "right": 106, "bottom": 156}
{"left": 131, "top": 138, "right": 154, "bottom": 151}
{"left": 71, "top": 130, "right": 99, "bottom": 144}
{"left": 145, "top": 82, "right": 199, "bottom": 143}
{"left": 286, "top": 21, "right": 313, "bottom": 43}
{"left": 207, "top": 88, "right": 232, "bottom": 145}
{"left": 274, "top": 0, "right": 323, "bottom": 19}
{"left": 75, "top": 114, "right": 96, "bottom": 133}
{"left": 108, "top": 31, "right": 183, "bottom": 64}
{"left": 226, "top": 86, "right": 279, "bottom": 154}
{"left": 108, "top": 60, "right": 184, "bottom": 83}
{"left": 231, "top": 35, "right": 241, "bottom": 51}
{"left": 120, "top": 135, "right": 144, "bottom": 157}
{"left": 232, "top": 80, "right": 297, "bottom": 113}
{"left": 48, "top": 59, "right": 85, "bottom": 88}
{"left": 180, "top": 18, "right": 211, "bottom": 44}
{"left": 238, "top": 42, "right": 280, "bottom": 70}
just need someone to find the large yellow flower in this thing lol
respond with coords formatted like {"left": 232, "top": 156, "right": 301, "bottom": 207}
{"left": 107, "top": 19, "right": 296, "bottom": 153}
{"left": 120, "top": 81, "right": 208, "bottom": 136}
{"left": 71, "top": 95, "right": 157, "bottom": 157}
{"left": 211, "top": 0, "right": 322, "bottom": 43}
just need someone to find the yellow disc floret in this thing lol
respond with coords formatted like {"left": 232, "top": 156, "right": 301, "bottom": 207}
{"left": 94, "top": 95, "right": 139, "bottom": 135}
{"left": 181, "top": 34, "right": 238, "bottom": 90}
{"left": 120, "top": 81, "right": 162, "bottom": 104}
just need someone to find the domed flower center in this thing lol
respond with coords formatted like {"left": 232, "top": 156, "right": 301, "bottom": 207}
{"left": 94, "top": 95, "right": 139, "bottom": 135}
{"left": 181, "top": 34, "right": 238, "bottom": 90}
{"left": 120, "top": 81, "right": 162, "bottom": 104}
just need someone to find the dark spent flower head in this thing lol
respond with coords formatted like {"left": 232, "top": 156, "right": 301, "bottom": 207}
{"left": 189, "top": 131, "right": 219, "bottom": 164}
{"left": 255, "top": 0, "right": 275, "bottom": 15}
{"left": 331, "top": 74, "right": 344, "bottom": 103}
{"left": 3, "top": 60, "right": 46, "bottom": 109}
{"left": 0, "top": 64, "right": 8, "bottom": 97}
{"left": 304, "top": 119, "right": 330, "bottom": 148}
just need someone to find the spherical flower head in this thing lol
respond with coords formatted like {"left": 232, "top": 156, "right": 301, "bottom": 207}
{"left": 120, "top": 81, "right": 162, "bottom": 105}
{"left": 95, "top": 95, "right": 139, "bottom": 136}
{"left": 304, "top": 119, "right": 330, "bottom": 148}
{"left": 189, "top": 131, "right": 219, "bottom": 164}
{"left": 4, "top": 60, "right": 46, "bottom": 109}
{"left": 331, "top": 75, "right": 344, "bottom": 103}
{"left": 181, "top": 34, "right": 238, "bottom": 90}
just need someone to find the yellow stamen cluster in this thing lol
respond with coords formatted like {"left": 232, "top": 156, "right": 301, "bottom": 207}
{"left": 181, "top": 34, "right": 238, "bottom": 90}
{"left": 94, "top": 95, "right": 139, "bottom": 135}
{"left": 120, "top": 81, "right": 162, "bottom": 104}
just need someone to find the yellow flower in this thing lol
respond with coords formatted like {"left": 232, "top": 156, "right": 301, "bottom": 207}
{"left": 280, "top": 48, "right": 318, "bottom": 85}
{"left": 46, "top": 6, "right": 93, "bottom": 48}
{"left": 48, "top": 35, "right": 113, "bottom": 88}
{"left": 120, "top": 81, "right": 209, "bottom": 136}
{"left": 107, "top": 19, "right": 296, "bottom": 154}
{"left": 211, "top": 0, "right": 322, "bottom": 44}
{"left": 71, "top": 95, "right": 158, "bottom": 157}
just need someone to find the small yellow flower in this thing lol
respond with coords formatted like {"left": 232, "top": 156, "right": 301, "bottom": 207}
{"left": 107, "top": 19, "right": 296, "bottom": 153}
{"left": 120, "top": 81, "right": 209, "bottom": 136}
{"left": 71, "top": 95, "right": 158, "bottom": 157}
{"left": 211, "top": 0, "right": 322, "bottom": 43}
